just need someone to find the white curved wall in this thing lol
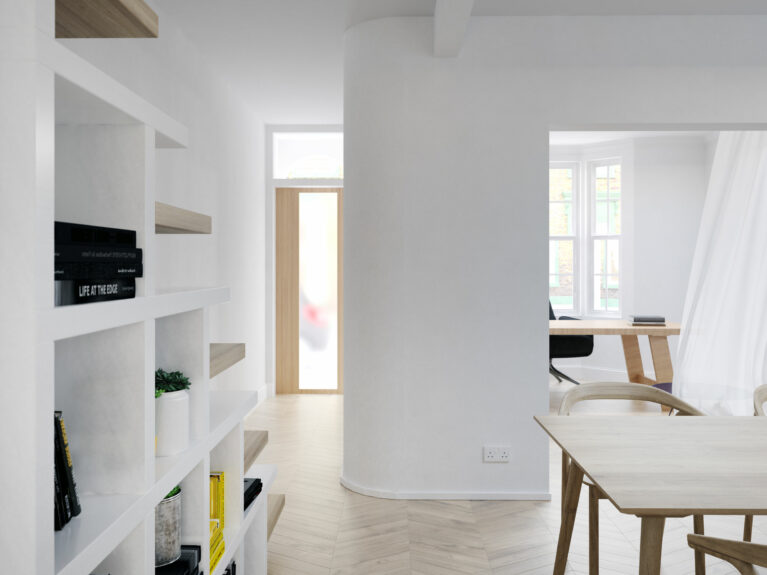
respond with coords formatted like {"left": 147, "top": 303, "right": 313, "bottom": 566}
{"left": 343, "top": 16, "right": 767, "bottom": 499}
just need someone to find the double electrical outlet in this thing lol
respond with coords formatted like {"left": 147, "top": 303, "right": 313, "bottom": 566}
{"left": 483, "top": 445, "right": 511, "bottom": 463}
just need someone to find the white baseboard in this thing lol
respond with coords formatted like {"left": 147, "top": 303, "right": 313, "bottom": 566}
{"left": 339, "top": 476, "right": 551, "bottom": 501}
{"left": 265, "top": 381, "right": 276, "bottom": 398}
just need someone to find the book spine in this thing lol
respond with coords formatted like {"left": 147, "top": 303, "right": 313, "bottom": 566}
{"left": 55, "top": 245, "right": 142, "bottom": 264}
{"left": 219, "top": 472, "right": 225, "bottom": 529}
{"left": 55, "top": 278, "right": 136, "bottom": 306}
{"left": 54, "top": 261, "right": 143, "bottom": 280}
{"left": 54, "top": 419, "right": 66, "bottom": 530}
{"left": 55, "top": 221, "right": 136, "bottom": 248}
{"left": 54, "top": 413, "right": 72, "bottom": 523}
{"left": 56, "top": 413, "right": 81, "bottom": 516}
{"left": 210, "top": 539, "right": 226, "bottom": 571}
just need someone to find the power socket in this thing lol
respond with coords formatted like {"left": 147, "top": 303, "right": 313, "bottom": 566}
{"left": 483, "top": 445, "right": 511, "bottom": 463}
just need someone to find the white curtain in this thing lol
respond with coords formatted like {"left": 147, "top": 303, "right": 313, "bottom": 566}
{"left": 676, "top": 132, "right": 767, "bottom": 415}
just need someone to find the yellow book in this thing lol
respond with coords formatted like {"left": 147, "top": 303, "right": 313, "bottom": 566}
{"left": 210, "top": 471, "right": 225, "bottom": 529}
{"left": 210, "top": 528, "right": 223, "bottom": 553}
{"left": 210, "top": 537, "right": 226, "bottom": 571}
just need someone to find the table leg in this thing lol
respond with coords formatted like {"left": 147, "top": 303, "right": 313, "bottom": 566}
{"left": 621, "top": 335, "right": 646, "bottom": 383}
{"left": 553, "top": 462, "right": 584, "bottom": 575}
{"left": 639, "top": 516, "right": 665, "bottom": 575}
{"left": 648, "top": 336, "right": 673, "bottom": 384}
{"left": 693, "top": 515, "right": 705, "bottom": 575}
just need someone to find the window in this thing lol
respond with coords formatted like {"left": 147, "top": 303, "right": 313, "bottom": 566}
{"left": 549, "top": 158, "right": 622, "bottom": 316}
{"left": 273, "top": 132, "right": 343, "bottom": 179}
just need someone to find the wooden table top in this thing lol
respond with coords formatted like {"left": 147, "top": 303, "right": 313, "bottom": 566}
{"left": 549, "top": 319, "right": 681, "bottom": 336}
{"left": 535, "top": 415, "right": 767, "bottom": 516}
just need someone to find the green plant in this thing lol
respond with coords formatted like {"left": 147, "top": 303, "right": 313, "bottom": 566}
{"left": 155, "top": 368, "right": 191, "bottom": 398}
{"left": 164, "top": 485, "right": 181, "bottom": 499}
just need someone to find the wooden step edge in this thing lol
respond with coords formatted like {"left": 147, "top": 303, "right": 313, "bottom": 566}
{"left": 210, "top": 343, "right": 246, "bottom": 378}
{"left": 243, "top": 430, "right": 268, "bottom": 471}
{"left": 267, "top": 493, "right": 285, "bottom": 540}
{"left": 155, "top": 201, "right": 212, "bottom": 234}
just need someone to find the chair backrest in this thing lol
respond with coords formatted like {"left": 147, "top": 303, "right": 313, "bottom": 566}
{"left": 688, "top": 534, "right": 767, "bottom": 573}
{"left": 559, "top": 382, "right": 706, "bottom": 416}
{"left": 755, "top": 384, "right": 767, "bottom": 416}
{"left": 549, "top": 301, "right": 556, "bottom": 320}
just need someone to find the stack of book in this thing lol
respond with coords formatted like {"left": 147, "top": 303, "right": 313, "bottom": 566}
{"left": 210, "top": 471, "right": 226, "bottom": 572}
{"left": 156, "top": 544, "right": 201, "bottom": 575}
{"left": 631, "top": 315, "right": 666, "bottom": 326}
{"left": 54, "top": 221, "right": 142, "bottom": 306}
{"left": 222, "top": 560, "right": 237, "bottom": 575}
{"left": 54, "top": 411, "right": 81, "bottom": 530}
{"left": 243, "top": 477, "right": 262, "bottom": 511}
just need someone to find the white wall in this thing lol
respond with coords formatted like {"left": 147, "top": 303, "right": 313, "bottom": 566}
{"left": 552, "top": 135, "right": 712, "bottom": 381}
{"left": 343, "top": 16, "right": 767, "bottom": 498}
{"left": 61, "top": 16, "right": 267, "bottom": 394}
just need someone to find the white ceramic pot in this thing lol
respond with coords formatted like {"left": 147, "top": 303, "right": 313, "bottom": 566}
{"left": 155, "top": 390, "right": 190, "bottom": 456}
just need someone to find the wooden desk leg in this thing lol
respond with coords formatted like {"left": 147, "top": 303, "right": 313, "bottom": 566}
{"left": 693, "top": 515, "right": 705, "bottom": 575}
{"left": 554, "top": 463, "right": 584, "bottom": 575}
{"left": 638, "top": 516, "right": 665, "bottom": 575}
{"left": 648, "top": 336, "right": 673, "bottom": 385}
{"left": 561, "top": 452, "right": 569, "bottom": 521}
{"left": 621, "top": 335, "right": 646, "bottom": 383}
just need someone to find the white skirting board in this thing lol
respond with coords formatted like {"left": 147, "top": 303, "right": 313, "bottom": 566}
{"left": 339, "top": 476, "right": 551, "bottom": 501}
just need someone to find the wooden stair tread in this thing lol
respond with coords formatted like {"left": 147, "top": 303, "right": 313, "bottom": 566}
{"left": 267, "top": 494, "right": 285, "bottom": 540}
{"left": 243, "top": 430, "right": 268, "bottom": 472}
{"left": 155, "top": 201, "right": 212, "bottom": 234}
{"left": 56, "top": 0, "right": 159, "bottom": 38}
{"left": 210, "top": 343, "right": 246, "bottom": 378}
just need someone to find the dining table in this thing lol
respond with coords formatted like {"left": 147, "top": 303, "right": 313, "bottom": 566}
{"left": 535, "top": 414, "right": 767, "bottom": 575}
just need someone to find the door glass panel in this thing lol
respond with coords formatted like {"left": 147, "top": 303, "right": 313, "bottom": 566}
{"left": 298, "top": 193, "right": 338, "bottom": 390}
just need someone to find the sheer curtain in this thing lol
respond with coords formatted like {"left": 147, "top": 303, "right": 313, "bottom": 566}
{"left": 676, "top": 132, "right": 767, "bottom": 415}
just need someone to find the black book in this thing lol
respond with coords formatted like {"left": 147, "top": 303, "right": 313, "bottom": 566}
{"left": 55, "top": 261, "right": 143, "bottom": 280}
{"left": 55, "top": 412, "right": 81, "bottom": 517}
{"left": 631, "top": 315, "right": 666, "bottom": 325}
{"left": 55, "top": 278, "right": 136, "bottom": 306}
{"left": 54, "top": 421, "right": 66, "bottom": 530}
{"left": 54, "top": 414, "right": 72, "bottom": 524}
{"left": 243, "top": 477, "right": 263, "bottom": 511}
{"left": 55, "top": 221, "right": 136, "bottom": 248}
{"left": 55, "top": 245, "right": 142, "bottom": 264}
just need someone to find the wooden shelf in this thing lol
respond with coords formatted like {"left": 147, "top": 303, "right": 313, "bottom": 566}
{"left": 156, "top": 201, "right": 212, "bottom": 234}
{"left": 210, "top": 343, "right": 246, "bottom": 378}
{"left": 267, "top": 494, "right": 285, "bottom": 540}
{"left": 243, "top": 430, "right": 268, "bottom": 472}
{"left": 56, "top": 0, "right": 159, "bottom": 38}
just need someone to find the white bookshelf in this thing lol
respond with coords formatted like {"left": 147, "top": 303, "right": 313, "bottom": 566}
{"left": 30, "top": 35, "right": 274, "bottom": 575}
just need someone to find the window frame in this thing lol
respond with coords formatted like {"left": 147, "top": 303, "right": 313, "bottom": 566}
{"left": 548, "top": 161, "right": 580, "bottom": 316}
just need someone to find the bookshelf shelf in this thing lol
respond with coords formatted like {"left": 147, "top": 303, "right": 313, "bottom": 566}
{"left": 213, "top": 464, "right": 278, "bottom": 575}
{"left": 54, "top": 493, "right": 140, "bottom": 575}
{"left": 26, "top": 32, "right": 272, "bottom": 575}
{"left": 56, "top": 0, "right": 159, "bottom": 39}
{"left": 267, "top": 494, "right": 285, "bottom": 540}
{"left": 41, "top": 287, "right": 229, "bottom": 341}
{"left": 210, "top": 343, "right": 246, "bottom": 378}
{"left": 156, "top": 201, "right": 213, "bottom": 234}
{"left": 244, "top": 430, "right": 269, "bottom": 472}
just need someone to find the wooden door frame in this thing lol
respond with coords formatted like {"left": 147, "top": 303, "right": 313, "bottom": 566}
{"left": 275, "top": 187, "right": 343, "bottom": 394}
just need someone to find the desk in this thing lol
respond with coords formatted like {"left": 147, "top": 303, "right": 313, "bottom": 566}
{"left": 536, "top": 415, "right": 767, "bottom": 575}
{"left": 549, "top": 320, "right": 681, "bottom": 387}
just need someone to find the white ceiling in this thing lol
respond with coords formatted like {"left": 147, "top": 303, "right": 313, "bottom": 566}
{"left": 550, "top": 131, "right": 717, "bottom": 146}
{"left": 153, "top": 0, "right": 767, "bottom": 122}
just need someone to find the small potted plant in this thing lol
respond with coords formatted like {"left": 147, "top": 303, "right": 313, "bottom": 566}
{"left": 155, "top": 485, "right": 182, "bottom": 566}
{"left": 155, "top": 368, "right": 191, "bottom": 456}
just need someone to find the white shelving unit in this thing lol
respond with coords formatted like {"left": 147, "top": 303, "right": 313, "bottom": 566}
{"left": 29, "top": 33, "right": 275, "bottom": 575}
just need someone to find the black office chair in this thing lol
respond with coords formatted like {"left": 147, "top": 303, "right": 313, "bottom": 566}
{"left": 549, "top": 302, "right": 594, "bottom": 385}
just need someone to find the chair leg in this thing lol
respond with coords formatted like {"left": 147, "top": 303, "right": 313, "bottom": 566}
{"left": 744, "top": 515, "right": 753, "bottom": 542}
{"left": 561, "top": 452, "right": 569, "bottom": 521}
{"left": 693, "top": 515, "right": 705, "bottom": 575}
{"left": 589, "top": 485, "right": 599, "bottom": 575}
{"left": 550, "top": 363, "right": 581, "bottom": 385}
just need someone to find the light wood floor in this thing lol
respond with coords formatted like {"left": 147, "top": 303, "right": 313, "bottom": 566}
{"left": 244, "top": 383, "right": 765, "bottom": 574}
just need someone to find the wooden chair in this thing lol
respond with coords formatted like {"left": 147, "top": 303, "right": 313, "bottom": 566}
{"left": 688, "top": 534, "right": 767, "bottom": 575}
{"left": 743, "top": 384, "right": 767, "bottom": 542}
{"left": 558, "top": 382, "right": 706, "bottom": 575}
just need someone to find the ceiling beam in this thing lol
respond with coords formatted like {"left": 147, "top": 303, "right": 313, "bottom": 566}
{"left": 433, "top": 0, "right": 474, "bottom": 58}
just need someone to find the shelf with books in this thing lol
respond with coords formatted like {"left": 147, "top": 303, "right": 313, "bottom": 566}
{"left": 40, "top": 287, "right": 230, "bottom": 341}
{"left": 210, "top": 343, "right": 246, "bottom": 378}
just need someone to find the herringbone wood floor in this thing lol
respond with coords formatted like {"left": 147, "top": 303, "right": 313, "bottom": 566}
{"left": 244, "top": 383, "right": 765, "bottom": 574}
